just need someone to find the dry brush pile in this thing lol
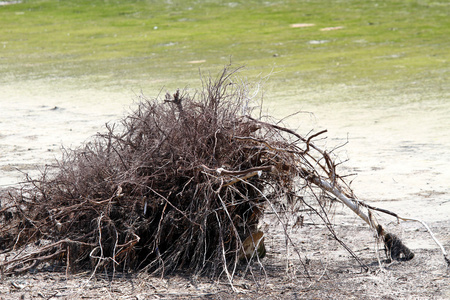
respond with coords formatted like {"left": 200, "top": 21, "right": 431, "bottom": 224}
{"left": 1, "top": 67, "right": 435, "bottom": 282}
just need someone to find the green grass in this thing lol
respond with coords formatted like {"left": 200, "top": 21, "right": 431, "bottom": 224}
{"left": 1, "top": 0, "right": 448, "bottom": 95}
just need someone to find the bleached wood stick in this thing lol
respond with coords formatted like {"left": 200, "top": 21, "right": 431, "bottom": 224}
{"left": 304, "top": 171, "right": 375, "bottom": 228}
{"left": 306, "top": 170, "right": 449, "bottom": 265}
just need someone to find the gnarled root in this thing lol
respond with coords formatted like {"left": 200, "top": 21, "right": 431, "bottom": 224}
{"left": 383, "top": 233, "right": 415, "bottom": 261}
{"left": 377, "top": 225, "right": 414, "bottom": 262}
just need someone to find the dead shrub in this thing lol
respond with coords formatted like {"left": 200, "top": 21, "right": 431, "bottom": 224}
{"left": 1, "top": 67, "right": 314, "bottom": 278}
{"left": 3, "top": 66, "right": 419, "bottom": 281}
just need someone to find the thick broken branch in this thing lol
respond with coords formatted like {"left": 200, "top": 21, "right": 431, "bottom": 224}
{"left": 300, "top": 167, "right": 417, "bottom": 261}
{"left": 303, "top": 169, "right": 374, "bottom": 228}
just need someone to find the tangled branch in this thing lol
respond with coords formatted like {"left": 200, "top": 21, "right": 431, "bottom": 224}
{"left": 1, "top": 66, "right": 445, "bottom": 283}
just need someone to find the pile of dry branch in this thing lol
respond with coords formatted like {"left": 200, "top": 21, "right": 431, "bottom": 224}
{"left": 1, "top": 67, "right": 428, "bottom": 281}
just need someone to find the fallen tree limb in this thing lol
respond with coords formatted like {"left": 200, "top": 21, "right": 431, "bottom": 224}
{"left": 247, "top": 117, "right": 443, "bottom": 264}
{"left": 352, "top": 198, "right": 449, "bottom": 265}
{"left": 302, "top": 169, "right": 416, "bottom": 261}
{"left": 304, "top": 170, "right": 374, "bottom": 227}
{"left": 303, "top": 165, "right": 447, "bottom": 264}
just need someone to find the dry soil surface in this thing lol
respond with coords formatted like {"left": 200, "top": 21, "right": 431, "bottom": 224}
{"left": 1, "top": 209, "right": 449, "bottom": 299}
{"left": 1, "top": 84, "right": 449, "bottom": 299}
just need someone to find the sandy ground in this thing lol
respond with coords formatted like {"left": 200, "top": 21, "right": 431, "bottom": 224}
{"left": 1, "top": 81, "right": 449, "bottom": 299}
{"left": 1, "top": 211, "right": 449, "bottom": 299}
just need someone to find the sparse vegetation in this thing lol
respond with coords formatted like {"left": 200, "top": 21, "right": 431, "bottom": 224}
{"left": 0, "top": 0, "right": 448, "bottom": 90}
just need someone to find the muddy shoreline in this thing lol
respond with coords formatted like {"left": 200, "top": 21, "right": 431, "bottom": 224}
{"left": 1, "top": 84, "right": 449, "bottom": 299}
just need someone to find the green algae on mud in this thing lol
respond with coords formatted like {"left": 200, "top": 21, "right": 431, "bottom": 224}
{"left": 0, "top": 0, "right": 448, "bottom": 93}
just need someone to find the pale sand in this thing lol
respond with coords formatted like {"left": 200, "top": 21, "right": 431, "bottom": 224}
{"left": 1, "top": 80, "right": 449, "bottom": 299}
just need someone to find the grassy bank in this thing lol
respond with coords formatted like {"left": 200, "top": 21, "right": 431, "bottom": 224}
{"left": 1, "top": 0, "right": 448, "bottom": 96}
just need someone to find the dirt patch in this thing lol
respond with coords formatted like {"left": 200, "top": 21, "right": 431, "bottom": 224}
{"left": 2, "top": 192, "right": 449, "bottom": 299}
{"left": 1, "top": 212, "right": 449, "bottom": 299}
